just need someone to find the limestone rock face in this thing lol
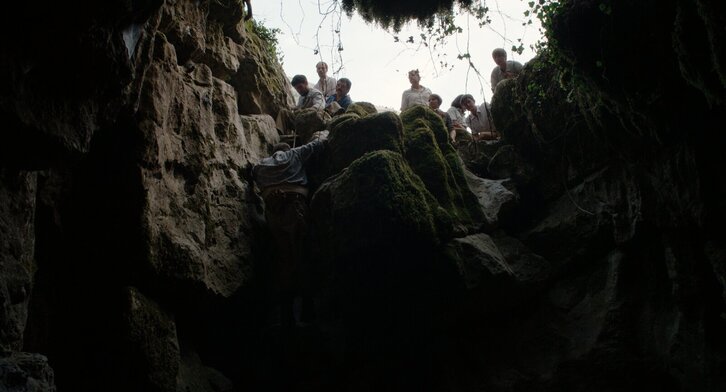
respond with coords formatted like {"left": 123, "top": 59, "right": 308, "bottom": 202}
{"left": 135, "top": 34, "right": 268, "bottom": 297}
{"left": 447, "top": 233, "right": 549, "bottom": 307}
{"left": 1, "top": 0, "right": 292, "bottom": 390}
{"left": 462, "top": 169, "right": 518, "bottom": 229}
{"left": 0, "top": 170, "right": 36, "bottom": 352}
{"left": 121, "top": 287, "right": 180, "bottom": 392}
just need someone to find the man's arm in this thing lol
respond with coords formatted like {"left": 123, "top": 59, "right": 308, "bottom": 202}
{"left": 293, "top": 138, "right": 326, "bottom": 163}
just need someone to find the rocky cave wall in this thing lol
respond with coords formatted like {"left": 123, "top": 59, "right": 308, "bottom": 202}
{"left": 1, "top": 0, "right": 291, "bottom": 390}
{"left": 0, "top": 0, "right": 725, "bottom": 391}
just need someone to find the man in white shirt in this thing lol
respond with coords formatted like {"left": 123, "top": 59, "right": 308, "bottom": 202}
{"left": 313, "top": 61, "right": 337, "bottom": 99}
{"left": 461, "top": 94, "right": 499, "bottom": 141}
{"left": 292, "top": 74, "right": 325, "bottom": 110}
{"left": 276, "top": 75, "right": 327, "bottom": 140}
{"left": 490, "top": 48, "right": 523, "bottom": 93}
{"left": 400, "top": 69, "right": 432, "bottom": 111}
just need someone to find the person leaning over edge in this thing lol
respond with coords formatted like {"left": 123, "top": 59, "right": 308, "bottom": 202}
{"left": 461, "top": 94, "right": 499, "bottom": 141}
{"left": 446, "top": 94, "right": 468, "bottom": 142}
{"left": 250, "top": 132, "right": 328, "bottom": 328}
{"left": 428, "top": 93, "right": 453, "bottom": 137}
{"left": 490, "top": 48, "right": 523, "bottom": 93}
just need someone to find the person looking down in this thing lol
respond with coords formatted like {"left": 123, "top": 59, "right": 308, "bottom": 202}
{"left": 446, "top": 94, "right": 468, "bottom": 142}
{"left": 427, "top": 93, "right": 453, "bottom": 136}
{"left": 490, "top": 48, "right": 523, "bottom": 93}
{"left": 461, "top": 94, "right": 499, "bottom": 141}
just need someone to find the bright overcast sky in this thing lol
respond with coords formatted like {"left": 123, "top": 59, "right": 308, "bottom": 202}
{"left": 255, "top": 0, "right": 543, "bottom": 111}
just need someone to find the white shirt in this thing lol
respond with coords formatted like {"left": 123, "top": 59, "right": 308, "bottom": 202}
{"left": 314, "top": 76, "right": 337, "bottom": 98}
{"left": 446, "top": 107, "right": 466, "bottom": 128}
{"left": 296, "top": 87, "right": 325, "bottom": 110}
{"left": 400, "top": 86, "right": 432, "bottom": 111}
{"left": 466, "top": 103, "right": 493, "bottom": 135}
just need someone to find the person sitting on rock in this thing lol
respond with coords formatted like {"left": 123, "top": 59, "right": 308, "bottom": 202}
{"left": 292, "top": 74, "right": 325, "bottom": 110}
{"left": 400, "top": 69, "right": 432, "bottom": 111}
{"left": 427, "top": 93, "right": 453, "bottom": 136}
{"left": 313, "top": 61, "right": 337, "bottom": 99}
{"left": 446, "top": 94, "right": 469, "bottom": 143}
{"left": 490, "top": 48, "right": 523, "bottom": 93}
{"left": 325, "top": 78, "right": 353, "bottom": 115}
{"left": 461, "top": 94, "right": 499, "bottom": 141}
{"left": 251, "top": 133, "right": 328, "bottom": 328}
{"left": 277, "top": 75, "right": 327, "bottom": 139}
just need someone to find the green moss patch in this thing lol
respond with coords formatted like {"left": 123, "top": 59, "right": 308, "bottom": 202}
{"left": 328, "top": 111, "right": 404, "bottom": 174}
{"left": 345, "top": 101, "right": 378, "bottom": 117}
{"left": 400, "top": 106, "right": 484, "bottom": 226}
{"left": 311, "top": 150, "right": 452, "bottom": 260}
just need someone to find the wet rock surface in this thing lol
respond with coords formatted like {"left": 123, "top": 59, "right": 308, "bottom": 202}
{"left": 0, "top": 0, "right": 724, "bottom": 391}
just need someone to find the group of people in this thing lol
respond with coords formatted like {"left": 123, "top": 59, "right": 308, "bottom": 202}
{"left": 289, "top": 61, "right": 354, "bottom": 114}
{"left": 286, "top": 47, "right": 523, "bottom": 144}
{"left": 250, "top": 48, "right": 524, "bottom": 328}
{"left": 401, "top": 48, "right": 523, "bottom": 142}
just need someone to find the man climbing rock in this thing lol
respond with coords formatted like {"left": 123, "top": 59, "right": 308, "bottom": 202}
{"left": 250, "top": 133, "right": 328, "bottom": 327}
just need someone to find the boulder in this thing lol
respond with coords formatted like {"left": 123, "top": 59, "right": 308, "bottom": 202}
{"left": 462, "top": 169, "right": 518, "bottom": 229}
{"left": 121, "top": 287, "right": 180, "bottom": 392}
{"left": 311, "top": 150, "right": 452, "bottom": 260}
{"left": 521, "top": 166, "right": 642, "bottom": 271}
{"left": 0, "top": 352, "right": 56, "bottom": 392}
{"left": 292, "top": 108, "right": 329, "bottom": 143}
{"left": 446, "top": 233, "right": 549, "bottom": 302}
{"left": 345, "top": 101, "right": 378, "bottom": 117}
{"left": 447, "top": 233, "right": 514, "bottom": 290}
{"left": 400, "top": 105, "right": 484, "bottom": 228}
{"left": 328, "top": 111, "right": 404, "bottom": 174}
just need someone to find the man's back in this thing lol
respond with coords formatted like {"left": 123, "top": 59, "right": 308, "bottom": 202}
{"left": 253, "top": 140, "right": 324, "bottom": 189}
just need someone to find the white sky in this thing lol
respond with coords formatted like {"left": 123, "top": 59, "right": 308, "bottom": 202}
{"left": 255, "top": 0, "right": 542, "bottom": 112}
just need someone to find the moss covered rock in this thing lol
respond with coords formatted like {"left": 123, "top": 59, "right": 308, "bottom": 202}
{"left": 328, "top": 111, "right": 404, "bottom": 174}
{"left": 400, "top": 105, "right": 484, "bottom": 227}
{"left": 311, "top": 150, "right": 452, "bottom": 260}
{"left": 345, "top": 101, "right": 378, "bottom": 117}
